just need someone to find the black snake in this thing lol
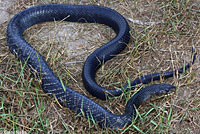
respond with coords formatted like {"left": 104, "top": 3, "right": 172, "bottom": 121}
{"left": 6, "top": 4, "right": 196, "bottom": 129}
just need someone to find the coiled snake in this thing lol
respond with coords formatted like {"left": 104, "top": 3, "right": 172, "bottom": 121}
{"left": 7, "top": 4, "right": 196, "bottom": 129}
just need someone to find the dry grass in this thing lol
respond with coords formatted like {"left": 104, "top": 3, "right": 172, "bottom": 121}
{"left": 0, "top": 0, "right": 199, "bottom": 133}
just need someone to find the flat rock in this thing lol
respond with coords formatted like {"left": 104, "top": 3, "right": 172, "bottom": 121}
{"left": 0, "top": 0, "right": 15, "bottom": 24}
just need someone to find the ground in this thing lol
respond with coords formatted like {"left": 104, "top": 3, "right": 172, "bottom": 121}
{"left": 0, "top": 0, "right": 199, "bottom": 133}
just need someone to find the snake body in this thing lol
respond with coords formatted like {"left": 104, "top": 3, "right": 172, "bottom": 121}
{"left": 7, "top": 4, "right": 196, "bottom": 129}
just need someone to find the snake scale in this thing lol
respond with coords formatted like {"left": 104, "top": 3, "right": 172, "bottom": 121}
{"left": 7, "top": 4, "right": 196, "bottom": 129}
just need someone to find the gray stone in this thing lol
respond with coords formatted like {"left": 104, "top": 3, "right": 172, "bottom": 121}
{"left": 0, "top": 0, "right": 15, "bottom": 24}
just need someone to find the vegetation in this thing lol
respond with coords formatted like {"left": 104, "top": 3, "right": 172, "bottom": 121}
{"left": 0, "top": 0, "right": 199, "bottom": 133}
